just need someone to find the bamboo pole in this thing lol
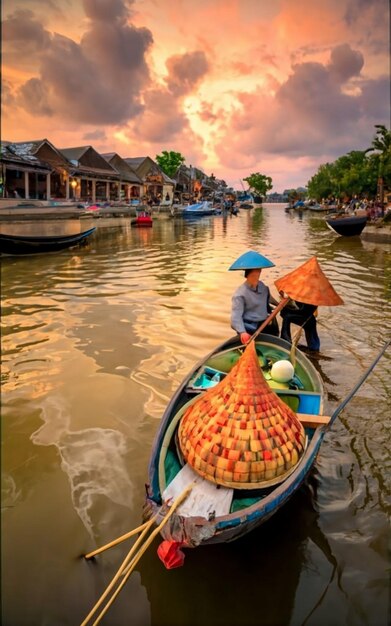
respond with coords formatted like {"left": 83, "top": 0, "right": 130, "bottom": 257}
{"left": 290, "top": 327, "right": 303, "bottom": 368}
{"left": 80, "top": 518, "right": 156, "bottom": 626}
{"left": 121, "top": 484, "right": 193, "bottom": 576}
{"left": 81, "top": 484, "right": 193, "bottom": 626}
{"left": 92, "top": 485, "right": 193, "bottom": 625}
{"left": 84, "top": 521, "right": 150, "bottom": 560}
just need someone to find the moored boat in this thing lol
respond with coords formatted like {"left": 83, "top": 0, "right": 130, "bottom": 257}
{"left": 293, "top": 200, "right": 307, "bottom": 210}
{"left": 144, "top": 334, "right": 327, "bottom": 564}
{"left": 0, "top": 227, "right": 96, "bottom": 255}
{"left": 131, "top": 209, "right": 153, "bottom": 227}
{"left": 307, "top": 203, "right": 333, "bottom": 212}
{"left": 181, "top": 201, "right": 215, "bottom": 218}
{"left": 325, "top": 214, "right": 367, "bottom": 237}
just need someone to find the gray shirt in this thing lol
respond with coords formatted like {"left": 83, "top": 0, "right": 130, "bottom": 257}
{"left": 231, "top": 281, "right": 270, "bottom": 334}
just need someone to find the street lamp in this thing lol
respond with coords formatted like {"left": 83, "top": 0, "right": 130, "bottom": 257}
{"left": 70, "top": 179, "right": 78, "bottom": 200}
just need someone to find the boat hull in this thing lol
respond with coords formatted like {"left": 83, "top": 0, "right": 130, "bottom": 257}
{"left": 181, "top": 201, "right": 215, "bottom": 218}
{"left": 131, "top": 218, "right": 153, "bottom": 227}
{"left": 326, "top": 215, "right": 367, "bottom": 236}
{"left": 0, "top": 227, "right": 96, "bottom": 255}
{"left": 145, "top": 334, "right": 325, "bottom": 549}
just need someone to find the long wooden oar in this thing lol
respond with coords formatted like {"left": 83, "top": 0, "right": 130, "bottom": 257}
{"left": 250, "top": 296, "right": 290, "bottom": 342}
{"left": 327, "top": 338, "right": 390, "bottom": 429}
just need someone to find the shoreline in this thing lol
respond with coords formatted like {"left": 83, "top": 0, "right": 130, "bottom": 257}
{"left": 0, "top": 205, "right": 390, "bottom": 242}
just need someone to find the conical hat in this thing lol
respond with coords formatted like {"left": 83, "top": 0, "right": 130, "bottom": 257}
{"left": 178, "top": 342, "right": 306, "bottom": 489}
{"left": 274, "top": 256, "right": 344, "bottom": 306}
{"left": 228, "top": 250, "right": 275, "bottom": 270}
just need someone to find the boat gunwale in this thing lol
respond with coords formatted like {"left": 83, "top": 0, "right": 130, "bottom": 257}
{"left": 145, "top": 426, "right": 325, "bottom": 543}
{"left": 147, "top": 335, "right": 324, "bottom": 505}
{"left": 0, "top": 226, "right": 96, "bottom": 244}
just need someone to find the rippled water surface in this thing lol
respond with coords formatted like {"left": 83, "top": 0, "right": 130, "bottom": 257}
{"left": 1, "top": 206, "right": 390, "bottom": 626}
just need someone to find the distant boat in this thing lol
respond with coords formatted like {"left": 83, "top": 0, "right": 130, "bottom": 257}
{"left": 182, "top": 201, "right": 215, "bottom": 218}
{"left": 0, "top": 227, "right": 96, "bottom": 255}
{"left": 237, "top": 193, "right": 262, "bottom": 209}
{"left": 131, "top": 209, "right": 153, "bottom": 227}
{"left": 308, "top": 203, "right": 337, "bottom": 213}
{"left": 326, "top": 214, "right": 367, "bottom": 237}
{"left": 293, "top": 200, "right": 306, "bottom": 210}
{"left": 307, "top": 203, "right": 330, "bottom": 212}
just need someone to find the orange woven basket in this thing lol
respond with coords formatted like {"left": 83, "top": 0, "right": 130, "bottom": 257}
{"left": 178, "top": 342, "right": 306, "bottom": 489}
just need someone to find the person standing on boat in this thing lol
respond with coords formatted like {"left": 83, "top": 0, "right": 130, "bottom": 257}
{"left": 280, "top": 301, "right": 320, "bottom": 352}
{"left": 229, "top": 250, "right": 279, "bottom": 344}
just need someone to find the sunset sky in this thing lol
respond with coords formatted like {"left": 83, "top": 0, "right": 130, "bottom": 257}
{"left": 2, "top": 0, "right": 390, "bottom": 191}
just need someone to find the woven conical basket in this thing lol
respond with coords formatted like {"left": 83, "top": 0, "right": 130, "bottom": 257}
{"left": 178, "top": 341, "right": 306, "bottom": 489}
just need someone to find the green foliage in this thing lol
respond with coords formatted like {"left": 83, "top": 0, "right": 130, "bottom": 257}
{"left": 155, "top": 151, "right": 186, "bottom": 178}
{"left": 243, "top": 173, "right": 273, "bottom": 196}
{"left": 286, "top": 188, "right": 306, "bottom": 202}
{"left": 365, "top": 125, "right": 391, "bottom": 184}
{"left": 307, "top": 125, "right": 391, "bottom": 201}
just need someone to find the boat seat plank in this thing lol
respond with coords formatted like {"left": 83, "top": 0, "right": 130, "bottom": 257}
{"left": 162, "top": 463, "right": 233, "bottom": 519}
{"left": 296, "top": 413, "right": 330, "bottom": 428}
{"left": 275, "top": 389, "right": 321, "bottom": 396}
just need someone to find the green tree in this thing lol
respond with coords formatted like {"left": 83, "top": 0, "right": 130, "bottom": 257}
{"left": 286, "top": 188, "right": 306, "bottom": 203}
{"left": 307, "top": 163, "right": 335, "bottom": 200}
{"left": 243, "top": 173, "right": 273, "bottom": 197}
{"left": 365, "top": 125, "right": 391, "bottom": 198}
{"left": 307, "top": 125, "right": 391, "bottom": 201}
{"left": 155, "top": 151, "right": 186, "bottom": 178}
{"left": 367, "top": 124, "right": 391, "bottom": 155}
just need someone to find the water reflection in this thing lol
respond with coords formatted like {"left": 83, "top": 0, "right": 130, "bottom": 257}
{"left": 1, "top": 205, "right": 390, "bottom": 626}
{"left": 138, "top": 479, "right": 340, "bottom": 626}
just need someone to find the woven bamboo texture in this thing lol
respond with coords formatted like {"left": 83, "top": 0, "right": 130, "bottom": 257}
{"left": 275, "top": 256, "right": 344, "bottom": 306}
{"left": 178, "top": 342, "right": 306, "bottom": 489}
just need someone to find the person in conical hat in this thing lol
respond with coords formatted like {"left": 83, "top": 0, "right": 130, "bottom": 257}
{"left": 280, "top": 301, "right": 320, "bottom": 351}
{"left": 275, "top": 256, "right": 344, "bottom": 352}
{"left": 229, "top": 250, "right": 279, "bottom": 343}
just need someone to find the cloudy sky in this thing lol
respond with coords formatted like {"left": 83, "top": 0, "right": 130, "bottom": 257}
{"left": 2, "top": 0, "right": 390, "bottom": 190}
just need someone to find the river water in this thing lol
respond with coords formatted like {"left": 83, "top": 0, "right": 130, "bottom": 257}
{"left": 1, "top": 205, "right": 390, "bottom": 626}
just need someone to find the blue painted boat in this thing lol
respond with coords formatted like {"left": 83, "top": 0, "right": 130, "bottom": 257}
{"left": 0, "top": 227, "right": 96, "bottom": 255}
{"left": 144, "top": 334, "right": 328, "bottom": 558}
{"left": 181, "top": 201, "right": 216, "bottom": 218}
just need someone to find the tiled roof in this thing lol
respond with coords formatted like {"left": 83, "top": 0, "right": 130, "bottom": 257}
{"left": 0, "top": 142, "right": 51, "bottom": 171}
{"left": 123, "top": 156, "right": 146, "bottom": 167}
{"left": 100, "top": 153, "right": 143, "bottom": 183}
{"left": 60, "top": 147, "right": 90, "bottom": 162}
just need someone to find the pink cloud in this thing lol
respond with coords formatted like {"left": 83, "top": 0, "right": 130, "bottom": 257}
{"left": 214, "top": 43, "right": 389, "bottom": 170}
{"left": 4, "top": 0, "right": 153, "bottom": 124}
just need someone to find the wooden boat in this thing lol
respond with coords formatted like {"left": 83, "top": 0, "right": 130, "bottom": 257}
{"left": 326, "top": 214, "right": 367, "bottom": 237}
{"left": 293, "top": 201, "right": 307, "bottom": 211}
{"left": 144, "top": 334, "right": 328, "bottom": 564}
{"left": 131, "top": 209, "right": 153, "bottom": 227}
{"left": 308, "top": 204, "right": 334, "bottom": 212}
{"left": 181, "top": 201, "right": 215, "bottom": 218}
{"left": 0, "top": 227, "right": 96, "bottom": 255}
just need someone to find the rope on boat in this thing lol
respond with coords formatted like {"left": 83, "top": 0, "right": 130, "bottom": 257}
{"left": 80, "top": 484, "right": 193, "bottom": 626}
{"left": 328, "top": 338, "right": 390, "bottom": 429}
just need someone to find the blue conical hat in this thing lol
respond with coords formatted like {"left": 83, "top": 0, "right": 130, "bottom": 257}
{"left": 229, "top": 250, "right": 275, "bottom": 270}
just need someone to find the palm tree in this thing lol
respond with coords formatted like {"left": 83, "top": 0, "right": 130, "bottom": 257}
{"left": 365, "top": 125, "right": 391, "bottom": 204}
